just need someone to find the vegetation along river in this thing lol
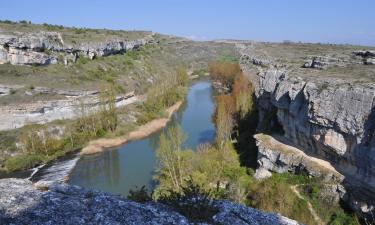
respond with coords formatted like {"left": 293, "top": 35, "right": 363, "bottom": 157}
{"left": 68, "top": 81, "right": 215, "bottom": 196}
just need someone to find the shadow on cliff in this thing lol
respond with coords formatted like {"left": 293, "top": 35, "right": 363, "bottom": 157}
{"left": 233, "top": 101, "right": 260, "bottom": 169}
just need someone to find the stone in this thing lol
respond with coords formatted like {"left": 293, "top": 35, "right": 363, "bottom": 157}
{"left": 254, "top": 134, "right": 345, "bottom": 183}
{"left": 0, "top": 178, "right": 301, "bottom": 225}
{"left": 353, "top": 50, "right": 375, "bottom": 58}
{"left": 312, "top": 129, "right": 347, "bottom": 156}
{"left": 302, "top": 56, "right": 348, "bottom": 70}
{"left": 0, "top": 31, "right": 155, "bottom": 66}
{"left": 240, "top": 45, "right": 375, "bottom": 215}
{"left": 365, "top": 58, "right": 375, "bottom": 65}
{"left": 254, "top": 167, "right": 272, "bottom": 180}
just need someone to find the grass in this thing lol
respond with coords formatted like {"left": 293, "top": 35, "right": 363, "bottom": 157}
{"left": 0, "top": 20, "right": 151, "bottom": 45}
{"left": 0, "top": 65, "right": 189, "bottom": 173}
{"left": 248, "top": 173, "right": 320, "bottom": 225}
{"left": 299, "top": 184, "right": 360, "bottom": 224}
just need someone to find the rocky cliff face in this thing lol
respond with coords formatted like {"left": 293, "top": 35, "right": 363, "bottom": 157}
{"left": 0, "top": 178, "right": 300, "bottom": 225}
{"left": 0, "top": 31, "right": 154, "bottom": 65}
{"left": 0, "top": 91, "right": 137, "bottom": 131}
{"left": 239, "top": 42, "right": 375, "bottom": 214}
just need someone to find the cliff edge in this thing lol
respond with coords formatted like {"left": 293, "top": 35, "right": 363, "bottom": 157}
{"left": 0, "top": 178, "right": 300, "bottom": 225}
{"left": 238, "top": 41, "right": 375, "bottom": 215}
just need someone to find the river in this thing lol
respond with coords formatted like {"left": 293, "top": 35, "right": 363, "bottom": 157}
{"left": 67, "top": 81, "right": 215, "bottom": 196}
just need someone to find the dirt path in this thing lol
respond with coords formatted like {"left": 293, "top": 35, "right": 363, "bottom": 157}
{"left": 81, "top": 101, "right": 183, "bottom": 155}
{"left": 291, "top": 184, "right": 324, "bottom": 225}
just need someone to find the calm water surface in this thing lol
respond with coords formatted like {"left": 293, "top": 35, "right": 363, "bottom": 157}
{"left": 68, "top": 81, "right": 215, "bottom": 196}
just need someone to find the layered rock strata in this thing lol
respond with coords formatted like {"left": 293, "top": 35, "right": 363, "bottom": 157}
{"left": 240, "top": 44, "right": 375, "bottom": 214}
{"left": 0, "top": 31, "right": 154, "bottom": 65}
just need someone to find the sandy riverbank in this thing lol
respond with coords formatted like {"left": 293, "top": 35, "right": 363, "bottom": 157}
{"left": 81, "top": 101, "right": 183, "bottom": 154}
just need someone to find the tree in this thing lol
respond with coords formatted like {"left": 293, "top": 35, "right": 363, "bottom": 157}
{"left": 209, "top": 61, "right": 241, "bottom": 85}
{"left": 214, "top": 95, "right": 235, "bottom": 149}
{"left": 155, "top": 125, "right": 187, "bottom": 192}
{"left": 99, "top": 84, "right": 118, "bottom": 132}
{"left": 232, "top": 73, "right": 253, "bottom": 119}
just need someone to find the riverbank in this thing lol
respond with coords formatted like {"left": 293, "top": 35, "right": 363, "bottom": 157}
{"left": 81, "top": 101, "right": 183, "bottom": 155}
{"left": 68, "top": 81, "right": 215, "bottom": 196}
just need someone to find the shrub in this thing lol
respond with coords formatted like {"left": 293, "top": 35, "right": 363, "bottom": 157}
{"left": 328, "top": 211, "right": 359, "bottom": 225}
{"left": 76, "top": 56, "right": 90, "bottom": 65}
{"left": 127, "top": 186, "right": 152, "bottom": 203}
{"left": 0, "top": 20, "right": 15, "bottom": 24}
{"left": 158, "top": 179, "right": 218, "bottom": 223}
{"left": 248, "top": 174, "right": 316, "bottom": 224}
{"left": 136, "top": 68, "right": 188, "bottom": 125}
{"left": 209, "top": 61, "right": 241, "bottom": 85}
{"left": 5, "top": 153, "right": 44, "bottom": 171}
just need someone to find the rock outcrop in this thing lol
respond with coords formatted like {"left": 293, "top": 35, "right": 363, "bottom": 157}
{"left": 302, "top": 55, "right": 353, "bottom": 70}
{"left": 0, "top": 31, "right": 154, "bottom": 65}
{"left": 0, "top": 178, "right": 300, "bottom": 225}
{"left": 255, "top": 134, "right": 345, "bottom": 183}
{"left": 0, "top": 91, "right": 137, "bottom": 131}
{"left": 239, "top": 43, "right": 375, "bottom": 215}
{"left": 353, "top": 50, "right": 375, "bottom": 65}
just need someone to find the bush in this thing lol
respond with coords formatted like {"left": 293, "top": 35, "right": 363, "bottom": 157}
{"left": 248, "top": 174, "right": 316, "bottom": 224}
{"left": 76, "top": 56, "right": 90, "bottom": 65}
{"left": 5, "top": 153, "right": 44, "bottom": 171}
{"left": 158, "top": 179, "right": 218, "bottom": 223}
{"left": 42, "top": 23, "right": 64, "bottom": 31}
{"left": 128, "top": 186, "right": 152, "bottom": 203}
{"left": 0, "top": 20, "right": 15, "bottom": 24}
{"left": 136, "top": 68, "right": 188, "bottom": 124}
{"left": 328, "top": 211, "right": 359, "bottom": 225}
{"left": 209, "top": 61, "right": 241, "bottom": 85}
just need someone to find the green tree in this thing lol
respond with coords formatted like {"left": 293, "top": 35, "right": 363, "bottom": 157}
{"left": 214, "top": 95, "right": 235, "bottom": 149}
{"left": 99, "top": 84, "right": 118, "bottom": 132}
{"left": 155, "top": 125, "right": 188, "bottom": 192}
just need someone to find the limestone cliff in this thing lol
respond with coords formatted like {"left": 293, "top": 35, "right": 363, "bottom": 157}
{"left": 0, "top": 30, "right": 154, "bottom": 65}
{"left": 239, "top": 41, "right": 375, "bottom": 214}
{"left": 0, "top": 179, "right": 300, "bottom": 225}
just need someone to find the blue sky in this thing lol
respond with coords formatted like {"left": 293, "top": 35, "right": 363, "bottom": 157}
{"left": 1, "top": 0, "right": 374, "bottom": 46}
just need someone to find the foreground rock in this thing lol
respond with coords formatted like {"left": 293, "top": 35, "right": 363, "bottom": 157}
{"left": 0, "top": 178, "right": 300, "bottom": 225}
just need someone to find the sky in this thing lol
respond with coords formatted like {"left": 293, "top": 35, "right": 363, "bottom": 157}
{"left": 1, "top": 0, "right": 374, "bottom": 46}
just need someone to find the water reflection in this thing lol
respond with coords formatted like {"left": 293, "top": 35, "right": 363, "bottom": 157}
{"left": 69, "top": 81, "right": 215, "bottom": 196}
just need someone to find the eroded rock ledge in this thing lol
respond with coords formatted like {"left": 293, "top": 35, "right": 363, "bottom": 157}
{"left": 239, "top": 42, "right": 375, "bottom": 215}
{"left": 0, "top": 31, "right": 155, "bottom": 65}
{"left": 0, "top": 178, "right": 300, "bottom": 225}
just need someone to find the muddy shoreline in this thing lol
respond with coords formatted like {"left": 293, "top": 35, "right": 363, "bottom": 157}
{"left": 81, "top": 101, "right": 183, "bottom": 154}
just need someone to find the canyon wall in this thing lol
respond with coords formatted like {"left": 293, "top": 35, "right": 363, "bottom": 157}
{"left": 239, "top": 42, "right": 375, "bottom": 214}
{"left": 0, "top": 31, "right": 154, "bottom": 65}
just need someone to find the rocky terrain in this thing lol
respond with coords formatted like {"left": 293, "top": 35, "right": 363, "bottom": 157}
{"left": 0, "top": 178, "right": 300, "bottom": 225}
{"left": 1, "top": 20, "right": 375, "bottom": 223}
{"left": 0, "top": 22, "right": 154, "bottom": 66}
{"left": 238, "top": 41, "right": 375, "bottom": 215}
